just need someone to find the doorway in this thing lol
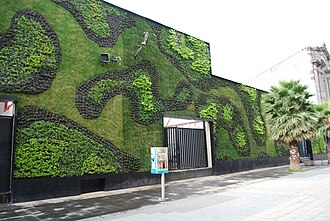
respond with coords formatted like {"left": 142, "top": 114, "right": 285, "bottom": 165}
{"left": 163, "top": 115, "right": 213, "bottom": 171}
{"left": 0, "top": 96, "right": 18, "bottom": 203}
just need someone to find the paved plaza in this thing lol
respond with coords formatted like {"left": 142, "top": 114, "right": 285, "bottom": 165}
{"left": 0, "top": 164, "right": 329, "bottom": 220}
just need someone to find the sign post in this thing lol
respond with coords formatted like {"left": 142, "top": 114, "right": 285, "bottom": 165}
{"left": 151, "top": 147, "right": 168, "bottom": 200}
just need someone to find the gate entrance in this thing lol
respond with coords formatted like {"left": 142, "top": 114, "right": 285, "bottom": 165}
{"left": 163, "top": 116, "right": 213, "bottom": 171}
{"left": 0, "top": 96, "right": 18, "bottom": 203}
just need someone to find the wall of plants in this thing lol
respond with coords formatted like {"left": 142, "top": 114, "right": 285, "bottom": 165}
{"left": 0, "top": 0, "right": 284, "bottom": 179}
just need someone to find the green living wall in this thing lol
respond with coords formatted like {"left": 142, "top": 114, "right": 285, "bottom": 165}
{"left": 0, "top": 0, "right": 285, "bottom": 178}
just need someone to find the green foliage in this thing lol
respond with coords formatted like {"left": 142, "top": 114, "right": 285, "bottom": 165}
{"left": 167, "top": 29, "right": 194, "bottom": 60}
{"left": 68, "top": 0, "right": 126, "bottom": 38}
{"left": 88, "top": 79, "right": 122, "bottom": 104}
{"left": 0, "top": 15, "right": 56, "bottom": 88}
{"left": 199, "top": 102, "right": 218, "bottom": 121}
{"left": 263, "top": 80, "right": 318, "bottom": 144}
{"left": 312, "top": 136, "right": 326, "bottom": 154}
{"left": 316, "top": 101, "right": 330, "bottom": 138}
{"left": 163, "top": 29, "right": 211, "bottom": 76}
{"left": 235, "top": 127, "right": 246, "bottom": 149}
{"left": 216, "top": 128, "right": 239, "bottom": 160}
{"left": 199, "top": 102, "right": 218, "bottom": 130}
{"left": 209, "top": 87, "right": 258, "bottom": 152}
{"left": 176, "top": 88, "right": 190, "bottom": 102}
{"left": 222, "top": 105, "right": 233, "bottom": 122}
{"left": 190, "top": 56, "right": 211, "bottom": 75}
{"left": 187, "top": 35, "right": 211, "bottom": 75}
{"left": 132, "top": 73, "right": 155, "bottom": 112}
{"left": 254, "top": 116, "right": 265, "bottom": 135}
{"left": 1, "top": 0, "right": 274, "bottom": 172}
{"left": 241, "top": 84, "right": 257, "bottom": 102}
{"left": 14, "top": 121, "right": 120, "bottom": 178}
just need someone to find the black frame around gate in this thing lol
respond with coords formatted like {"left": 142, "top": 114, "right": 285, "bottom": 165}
{"left": 163, "top": 115, "right": 211, "bottom": 171}
{"left": 165, "top": 127, "right": 208, "bottom": 170}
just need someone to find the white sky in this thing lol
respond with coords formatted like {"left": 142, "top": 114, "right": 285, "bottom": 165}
{"left": 106, "top": 0, "right": 330, "bottom": 88}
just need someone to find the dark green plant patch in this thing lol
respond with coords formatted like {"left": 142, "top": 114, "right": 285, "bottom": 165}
{"left": 150, "top": 23, "right": 211, "bottom": 84}
{"left": 216, "top": 128, "right": 239, "bottom": 160}
{"left": 76, "top": 60, "right": 193, "bottom": 125}
{"left": 240, "top": 84, "right": 267, "bottom": 146}
{"left": 52, "top": 0, "right": 136, "bottom": 47}
{"left": 16, "top": 106, "right": 140, "bottom": 178}
{"left": 88, "top": 79, "right": 123, "bottom": 104}
{"left": 195, "top": 93, "right": 252, "bottom": 158}
{"left": 0, "top": 10, "right": 61, "bottom": 93}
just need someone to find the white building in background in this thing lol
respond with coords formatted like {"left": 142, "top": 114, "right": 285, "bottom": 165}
{"left": 247, "top": 44, "right": 330, "bottom": 104}
{"left": 308, "top": 44, "right": 330, "bottom": 103}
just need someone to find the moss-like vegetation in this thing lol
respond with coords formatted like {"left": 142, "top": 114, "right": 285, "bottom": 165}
{"left": 15, "top": 120, "right": 120, "bottom": 178}
{"left": 0, "top": 0, "right": 276, "bottom": 178}
{"left": 0, "top": 10, "right": 61, "bottom": 93}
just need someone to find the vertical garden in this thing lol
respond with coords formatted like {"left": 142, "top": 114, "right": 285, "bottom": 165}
{"left": 0, "top": 0, "right": 284, "bottom": 179}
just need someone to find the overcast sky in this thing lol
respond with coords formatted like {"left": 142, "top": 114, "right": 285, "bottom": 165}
{"left": 106, "top": 0, "right": 330, "bottom": 87}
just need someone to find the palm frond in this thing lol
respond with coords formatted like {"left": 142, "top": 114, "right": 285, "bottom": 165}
{"left": 263, "top": 80, "right": 318, "bottom": 144}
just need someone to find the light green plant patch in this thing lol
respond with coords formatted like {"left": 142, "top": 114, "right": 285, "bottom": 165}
{"left": 132, "top": 73, "right": 155, "bottom": 112}
{"left": 167, "top": 29, "right": 194, "bottom": 60}
{"left": 241, "top": 84, "right": 257, "bottom": 103}
{"left": 235, "top": 126, "right": 247, "bottom": 149}
{"left": 312, "top": 136, "right": 326, "bottom": 154}
{"left": 254, "top": 115, "right": 265, "bottom": 135}
{"left": 222, "top": 105, "right": 233, "bottom": 122}
{"left": 164, "top": 28, "right": 211, "bottom": 76}
{"left": 0, "top": 15, "right": 57, "bottom": 88}
{"left": 14, "top": 120, "right": 120, "bottom": 178}
{"left": 88, "top": 79, "right": 123, "bottom": 104}
{"left": 68, "top": 0, "right": 126, "bottom": 38}
{"left": 199, "top": 102, "right": 218, "bottom": 130}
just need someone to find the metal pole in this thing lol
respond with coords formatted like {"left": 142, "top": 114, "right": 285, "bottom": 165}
{"left": 161, "top": 173, "right": 165, "bottom": 200}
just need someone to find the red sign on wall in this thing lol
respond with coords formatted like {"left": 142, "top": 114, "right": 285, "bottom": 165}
{"left": 0, "top": 101, "right": 14, "bottom": 117}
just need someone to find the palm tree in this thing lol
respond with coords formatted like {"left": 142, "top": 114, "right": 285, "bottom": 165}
{"left": 316, "top": 101, "right": 330, "bottom": 164}
{"left": 263, "top": 80, "right": 318, "bottom": 171}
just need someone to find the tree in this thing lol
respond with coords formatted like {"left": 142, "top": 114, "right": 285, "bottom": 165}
{"left": 263, "top": 80, "right": 318, "bottom": 171}
{"left": 316, "top": 101, "right": 330, "bottom": 164}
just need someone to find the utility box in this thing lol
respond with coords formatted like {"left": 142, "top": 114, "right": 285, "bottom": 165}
{"left": 151, "top": 147, "right": 168, "bottom": 174}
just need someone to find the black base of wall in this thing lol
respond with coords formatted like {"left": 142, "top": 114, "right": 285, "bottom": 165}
{"left": 213, "top": 156, "right": 289, "bottom": 175}
{"left": 12, "top": 168, "right": 213, "bottom": 203}
{"left": 11, "top": 157, "right": 288, "bottom": 203}
{"left": 12, "top": 176, "right": 81, "bottom": 203}
{"left": 0, "top": 193, "right": 11, "bottom": 203}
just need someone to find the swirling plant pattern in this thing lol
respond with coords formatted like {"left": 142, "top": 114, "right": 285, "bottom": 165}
{"left": 0, "top": 10, "right": 61, "bottom": 93}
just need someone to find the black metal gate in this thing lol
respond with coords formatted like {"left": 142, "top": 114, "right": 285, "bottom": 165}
{"left": 0, "top": 96, "right": 18, "bottom": 203}
{"left": 165, "top": 127, "right": 207, "bottom": 170}
{"left": 0, "top": 117, "right": 13, "bottom": 202}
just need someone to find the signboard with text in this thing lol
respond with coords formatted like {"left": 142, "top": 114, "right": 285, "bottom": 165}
{"left": 151, "top": 147, "right": 168, "bottom": 174}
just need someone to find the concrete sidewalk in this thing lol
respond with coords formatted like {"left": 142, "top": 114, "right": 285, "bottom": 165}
{"left": 0, "top": 165, "right": 329, "bottom": 220}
